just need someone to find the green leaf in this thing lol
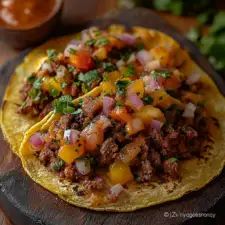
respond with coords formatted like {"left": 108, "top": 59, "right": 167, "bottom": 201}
{"left": 33, "top": 78, "right": 42, "bottom": 89}
{"left": 68, "top": 48, "right": 77, "bottom": 54}
{"left": 116, "top": 80, "right": 131, "bottom": 96}
{"left": 78, "top": 70, "right": 100, "bottom": 85}
{"left": 103, "top": 62, "right": 116, "bottom": 72}
{"left": 151, "top": 69, "right": 171, "bottom": 79}
{"left": 27, "top": 74, "right": 36, "bottom": 84}
{"left": 210, "top": 11, "right": 225, "bottom": 34}
{"left": 72, "top": 108, "right": 82, "bottom": 115}
{"left": 53, "top": 95, "right": 75, "bottom": 114}
{"left": 47, "top": 49, "right": 58, "bottom": 61}
{"left": 123, "top": 64, "right": 135, "bottom": 77}
{"left": 95, "top": 37, "right": 109, "bottom": 47}
{"left": 85, "top": 39, "right": 96, "bottom": 46}
{"left": 50, "top": 88, "right": 60, "bottom": 98}
{"left": 52, "top": 159, "right": 65, "bottom": 172}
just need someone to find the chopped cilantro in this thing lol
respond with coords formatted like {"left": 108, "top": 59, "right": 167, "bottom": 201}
{"left": 151, "top": 69, "right": 171, "bottom": 79}
{"left": 95, "top": 37, "right": 109, "bottom": 47}
{"left": 72, "top": 108, "right": 82, "bottom": 115}
{"left": 50, "top": 88, "right": 60, "bottom": 98}
{"left": 123, "top": 64, "right": 135, "bottom": 77}
{"left": 78, "top": 70, "right": 100, "bottom": 86}
{"left": 120, "top": 48, "right": 133, "bottom": 61}
{"left": 27, "top": 74, "right": 36, "bottom": 84}
{"left": 53, "top": 95, "right": 75, "bottom": 114}
{"left": 78, "top": 99, "right": 83, "bottom": 106}
{"left": 136, "top": 42, "right": 145, "bottom": 50}
{"left": 68, "top": 65, "right": 75, "bottom": 73}
{"left": 116, "top": 101, "right": 124, "bottom": 107}
{"left": 61, "top": 82, "right": 67, "bottom": 89}
{"left": 116, "top": 80, "right": 131, "bottom": 96}
{"left": 143, "top": 96, "right": 153, "bottom": 104}
{"left": 103, "top": 62, "right": 116, "bottom": 72}
{"left": 52, "top": 159, "right": 65, "bottom": 172}
{"left": 93, "top": 29, "right": 101, "bottom": 36}
{"left": 168, "top": 157, "right": 178, "bottom": 163}
{"left": 85, "top": 39, "right": 96, "bottom": 46}
{"left": 33, "top": 78, "right": 42, "bottom": 89}
{"left": 47, "top": 49, "right": 58, "bottom": 61}
{"left": 28, "top": 88, "right": 41, "bottom": 101}
{"left": 68, "top": 48, "right": 76, "bottom": 54}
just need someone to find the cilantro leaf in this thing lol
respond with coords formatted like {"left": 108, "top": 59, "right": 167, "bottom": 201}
{"left": 85, "top": 39, "right": 96, "bottom": 46}
{"left": 33, "top": 78, "right": 42, "bottom": 89}
{"left": 116, "top": 80, "right": 131, "bottom": 96}
{"left": 123, "top": 64, "right": 135, "bottom": 77}
{"left": 72, "top": 108, "right": 82, "bottom": 115}
{"left": 52, "top": 159, "right": 65, "bottom": 172}
{"left": 50, "top": 88, "right": 60, "bottom": 98}
{"left": 151, "top": 70, "right": 171, "bottom": 79}
{"left": 47, "top": 49, "right": 58, "bottom": 61}
{"left": 53, "top": 95, "right": 75, "bottom": 114}
{"left": 103, "top": 62, "right": 116, "bottom": 72}
{"left": 95, "top": 37, "right": 109, "bottom": 47}
{"left": 78, "top": 70, "right": 100, "bottom": 86}
{"left": 143, "top": 96, "right": 153, "bottom": 105}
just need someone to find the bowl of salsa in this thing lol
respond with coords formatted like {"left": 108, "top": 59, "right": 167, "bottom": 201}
{"left": 0, "top": 0, "right": 63, "bottom": 49}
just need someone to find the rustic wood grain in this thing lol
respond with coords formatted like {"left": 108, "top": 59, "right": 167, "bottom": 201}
{"left": 0, "top": 208, "right": 13, "bottom": 225}
{"left": 0, "top": 8, "right": 225, "bottom": 225}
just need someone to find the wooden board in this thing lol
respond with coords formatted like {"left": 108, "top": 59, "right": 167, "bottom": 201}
{"left": 0, "top": 8, "right": 225, "bottom": 225}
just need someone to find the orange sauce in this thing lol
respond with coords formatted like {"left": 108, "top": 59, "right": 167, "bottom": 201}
{"left": 0, "top": 0, "right": 56, "bottom": 29}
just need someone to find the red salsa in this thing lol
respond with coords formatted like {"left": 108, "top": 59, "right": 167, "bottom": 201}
{"left": 0, "top": 0, "right": 56, "bottom": 29}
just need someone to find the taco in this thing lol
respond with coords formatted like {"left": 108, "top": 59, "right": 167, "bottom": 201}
{"left": 19, "top": 27, "right": 225, "bottom": 210}
{"left": 2, "top": 25, "right": 168, "bottom": 154}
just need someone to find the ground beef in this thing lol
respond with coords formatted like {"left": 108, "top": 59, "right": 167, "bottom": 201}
{"left": 149, "top": 149, "right": 161, "bottom": 168}
{"left": 39, "top": 102, "right": 53, "bottom": 119}
{"left": 39, "top": 149, "right": 55, "bottom": 166}
{"left": 44, "top": 141, "right": 60, "bottom": 152}
{"left": 20, "top": 82, "right": 32, "bottom": 101}
{"left": 82, "top": 177, "right": 104, "bottom": 191}
{"left": 163, "top": 159, "right": 179, "bottom": 179}
{"left": 64, "top": 165, "right": 78, "bottom": 181}
{"left": 71, "top": 113, "right": 85, "bottom": 130}
{"left": 58, "top": 114, "right": 73, "bottom": 130}
{"left": 82, "top": 97, "right": 102, "bottom": 119}
{"left": 139, "top": 160, "right": 153, "bottom": 182}
{"left": 99, "top": 138, "right": 119, "bottom": 166}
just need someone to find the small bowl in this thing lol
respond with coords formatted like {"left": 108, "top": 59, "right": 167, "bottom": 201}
{"left": 0, "top": 0, "right": 63, "bottom": 49}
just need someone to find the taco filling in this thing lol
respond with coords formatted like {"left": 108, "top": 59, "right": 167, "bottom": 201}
{"left": 18, "top": 26, "right": 156, "bottom": 118}
{"left": 25, "top": 67, "right": 218, "bottom": 205}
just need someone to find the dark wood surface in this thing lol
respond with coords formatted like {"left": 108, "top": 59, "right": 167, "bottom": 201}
{"left": 0, "top": 8, "right": 225, "bottom": 225}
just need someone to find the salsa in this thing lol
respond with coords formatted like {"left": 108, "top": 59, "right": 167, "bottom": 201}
{"left": 0, "top": 0, "right": 56, "bottom": 29}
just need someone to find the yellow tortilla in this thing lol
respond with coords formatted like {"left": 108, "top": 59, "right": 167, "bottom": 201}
{"left": 0, "top": 34, "right": 79, "bottom": 154}
{"left": 18, "top": 26, "right": 225, "bottom": 211}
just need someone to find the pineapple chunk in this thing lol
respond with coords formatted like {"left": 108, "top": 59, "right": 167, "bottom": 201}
{"left": 42, "top": 77, "right": 62, "bottom": 92}
{"left": 127, "top": 79, "right": 144, "bottom": 97}
{"left": 109, "top": 161, "right": 133, "bottom": 185}
{"left": 58, "top": 139, "right": 85, "bottom": 164}
{"left": 102, "top": 81, "right": 116, "bottom": 95}
{"left": 93, "top": 47, "right": 107, "bottom": 60}
{"left": 134, "top": 105, "right": 165, "bottom": 125}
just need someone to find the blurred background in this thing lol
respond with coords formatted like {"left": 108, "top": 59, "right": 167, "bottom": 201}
{"left": 0, "top": 0, "right": 225, "bottom": 76}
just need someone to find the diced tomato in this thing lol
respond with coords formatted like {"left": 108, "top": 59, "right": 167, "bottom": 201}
{"left": 69, "top": 50, "right": 94, "bottom": 71}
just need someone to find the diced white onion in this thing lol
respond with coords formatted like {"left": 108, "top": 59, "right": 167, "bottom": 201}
{"left": 56, "top": 65, "right": 67, "bottom": 78}
{"left": 127, "top": 53, "right": 136, "bottom": 64}
{"left": 64, "top": 129, "right": 72, "bottom": 142}
{"left": 110, "top": 184, "right": 124, "bottom": 197}
{"left": 182, "top": 103, "right": 197, "bottom": 118}
{"left": 41, "top": 61, "right": 53, "bottom": 73}
{"left": 146, "top": 60, "right": 161, "bottom": 71}
{"left": 136, "top": 50, "right": 152, "bottom": 66}
{"left": 75, "top": 159, "right": 91, "bottom": 175}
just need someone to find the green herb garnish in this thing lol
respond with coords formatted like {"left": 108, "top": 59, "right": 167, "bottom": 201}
{"left": 61, "top": 82, "right": 67, "bottom": 89}
{"left": 123, "top": 64, "right": 135, "bottom": 77}
{"left": 151, "top": 69, "right": 171, "bottom": 79}
{"left": 68, "top": 65, "right": 75, "bottom": 73}
{"left": 27, "top": 74, "right": 36, "bottom": 84}
{"left": 68, "top": 48, "right": 76, "bottom": 54}
{"left": 103, "top": 62, "right": 116, "bottom": 72}
{"left": 47, "top": 49, "right": 58, "bottom": 61}
{"left": 33, "top": 78, "right": 42, "bottom": 89}
{"left": 50, "top": 88, "right": 60, "bottom": 98}
{"left": 52, "top": 159, "right": 65, "bottom": 172}
{"left": 54, "top": 95, "right": 75, "bottom": 114}
{"left": 95, "top": 37, "right": 109, "bottom": 46}
{"left": 116, "top": 80, "right": 131, "bottom": 96}
{"left": 85, "top": 39, "right": 96, "bottom": 46}
{"left": 78, "top": 70, "right": 100, "bottom": 86}
{"left": 72, "top": 108, "right": 82, "bottom": 115}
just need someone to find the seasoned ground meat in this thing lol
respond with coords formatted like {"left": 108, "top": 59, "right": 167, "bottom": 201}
{"left": 39, "top": 149, "right": 54, "bottom": 166}
{"left": 58, "top": 114, "right": 73, "bottom": 130}
{"left": 71, "top": 113, "right": 85, "bottom": 130}
{"left": 20, "top": 82, "right": 32, "bottom": 101}
{"left": 83, "top": 177, "right": 104, "bottom": 191}
{"left": 44, "top": 141, "right": 60, "bottom": 152}
{"left": 149, "top": 149, "right": 161, "bottom": 168}
{"left": 39, "top": 102, "right": 53, "bottom": 119}
{"left": 64, "top": 165, "right": 78, "bottom": 181}
{"left": 99, "top": 138, "right": 119, "bottom": 166}
{"left": 139, "top": 160, "right": 153, "bottom": 182}
{"left": 163, "top": 159, "right": 179, "bottom": 179}
{"left": 82, "top": 97, "right": 102, "bottom": 119}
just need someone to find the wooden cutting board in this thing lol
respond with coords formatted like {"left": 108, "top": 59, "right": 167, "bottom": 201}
{"left": 0, "top": 8, "right": 225, "bottom": 225}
